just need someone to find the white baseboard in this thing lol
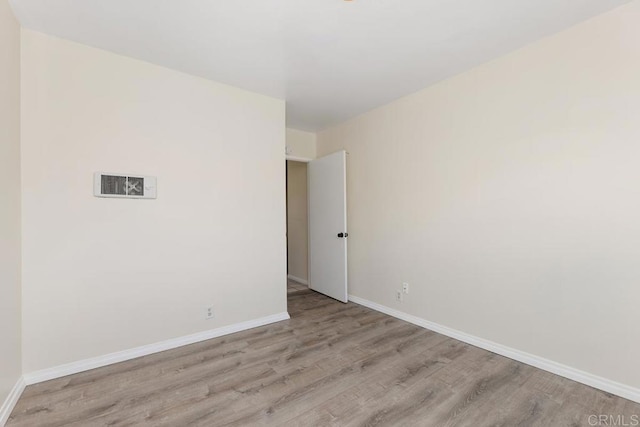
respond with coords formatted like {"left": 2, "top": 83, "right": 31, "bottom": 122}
{"left": 0, "top": 376, "right": 25, "bottom": 427}
{"left": 287, "top": 274, "right": 308, "bottom": 286}
{"left": 23, "top": 312, "right": 290, "bottom": 385}
{"left": 348, "top": 295, "right": 640, "bottom": 404}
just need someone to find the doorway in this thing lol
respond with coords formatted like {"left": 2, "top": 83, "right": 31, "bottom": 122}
{"left": 286, "top": 160, "right": 309, "bottom": 293}
{"left": 286, "top": 151, "right": 349, "bottom": 305}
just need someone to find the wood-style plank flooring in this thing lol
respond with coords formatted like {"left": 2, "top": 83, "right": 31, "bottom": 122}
{"left": 8, "top": 281, "right": 640, "bottom": 426}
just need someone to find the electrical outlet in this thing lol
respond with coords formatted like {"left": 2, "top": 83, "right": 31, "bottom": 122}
{"left": 402, "top": 282, "right": 409, "bottom": 294}
{"left": 396, "top": 290, "right": 403, "bottom": 302}
{"left": 205, "top": 306, "right": 215, "bottom": 320}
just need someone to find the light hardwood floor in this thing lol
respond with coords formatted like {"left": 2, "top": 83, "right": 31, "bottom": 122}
{"left": 8, "top": 281, "right": 640, "bottom": 426}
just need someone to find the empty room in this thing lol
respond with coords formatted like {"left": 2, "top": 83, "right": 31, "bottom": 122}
{"left": 1, "top": 0, "right": 640, "bottom": 426}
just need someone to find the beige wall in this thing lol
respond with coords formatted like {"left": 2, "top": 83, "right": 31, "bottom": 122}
{"left": 0, "top": 0, "right": 22, "bottom": 408}
{"left": 21, "top": 30, "right": 286, "bottom": 373}
{"left": 287, "top": 161, "right": 308, "bottom": 282}
{"left": 318, "top": 2, "right": 640, "bottom": 390}
{"left": 286, "top": 128, "right": 316, "bottom": 160}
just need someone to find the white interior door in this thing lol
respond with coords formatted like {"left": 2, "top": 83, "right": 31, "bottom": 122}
{"left": 308, "top": 150, "right": 348, "bottom": 303}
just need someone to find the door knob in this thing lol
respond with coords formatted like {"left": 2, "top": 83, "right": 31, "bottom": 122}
{"left": 337, "top": 232, "right": 349, "bottom": 238}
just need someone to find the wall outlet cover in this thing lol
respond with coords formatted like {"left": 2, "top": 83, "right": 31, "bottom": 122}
{"left": 396, "top": 290, "right": 403, "bottom": 302}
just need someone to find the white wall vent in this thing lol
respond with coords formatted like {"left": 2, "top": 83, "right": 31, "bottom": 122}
{"left": 93, "top": 172, "right": 157, "bottom": 199}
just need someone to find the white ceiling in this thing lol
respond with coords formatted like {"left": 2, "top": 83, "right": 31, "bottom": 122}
{"left": 10, "top": 0, "right": 630, "bottom": 131}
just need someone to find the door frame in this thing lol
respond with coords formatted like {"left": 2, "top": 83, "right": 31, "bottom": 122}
{"left": 286, "top": 156, "right": 312, "bottom": 287}
{"left": 286, "top": 155, "right": 313, "bottom": 163}
{"left": 285, "top": 152, "right": 348, "bottom": 301}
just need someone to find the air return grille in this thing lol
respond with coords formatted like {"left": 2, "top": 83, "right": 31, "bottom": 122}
{"left": 93, "top": 172, "right": 157, "bottom": 199}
